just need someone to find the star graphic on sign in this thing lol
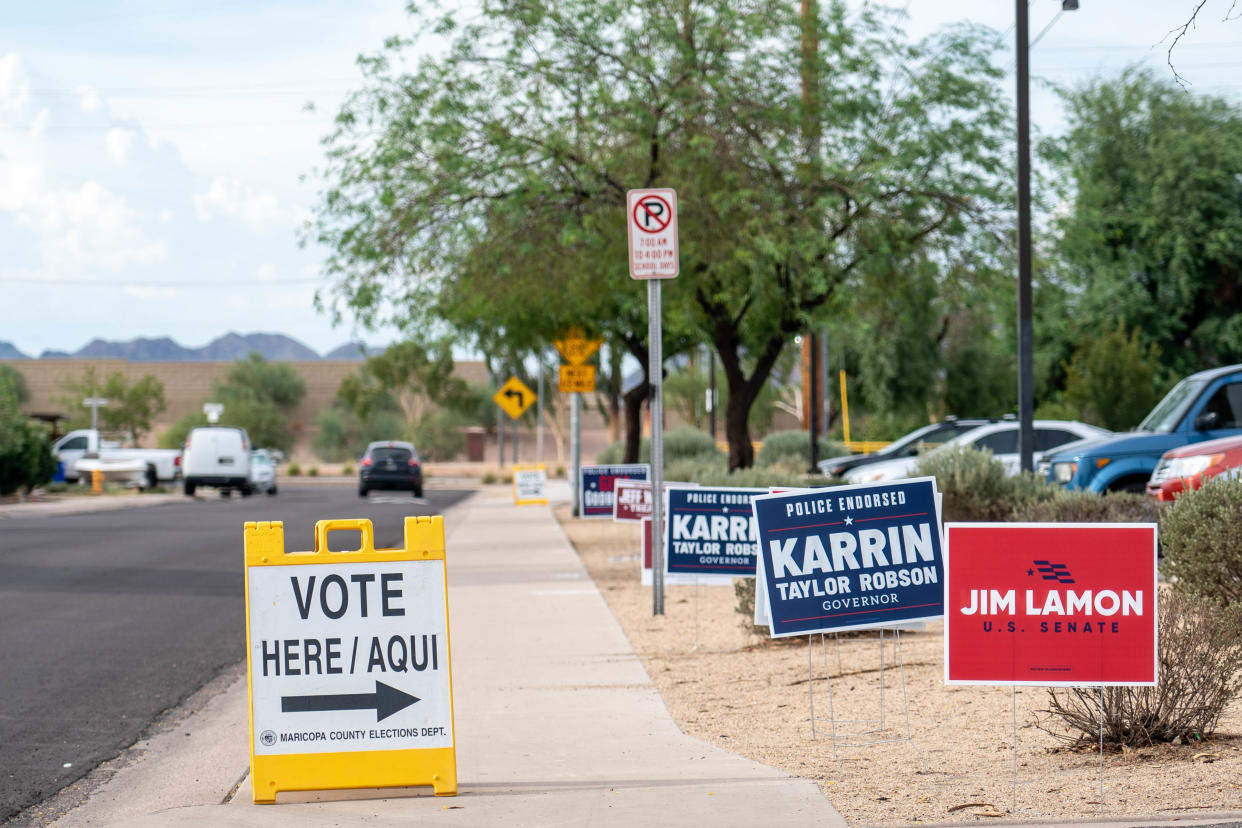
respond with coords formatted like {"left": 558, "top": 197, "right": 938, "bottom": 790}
{"left": 1027, "top": 568, "right": 1035, "bottom": 576}
{"left": 722, "top": 506, "right": 729, "bottom": 513}
{"left": 843, "top": 516, "right": 853, "bottom": 526}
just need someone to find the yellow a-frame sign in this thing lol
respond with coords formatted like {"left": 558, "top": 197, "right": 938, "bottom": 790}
{"left": 244, "top": 516, "right": 457, "bottom": 802}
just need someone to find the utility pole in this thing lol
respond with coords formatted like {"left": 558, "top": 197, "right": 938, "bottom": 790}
{"left": 801, "top": 0, "right": 822, "bottom": 472}
{"left": 1015, "top": 0, "right": 1035, "bottom": 472}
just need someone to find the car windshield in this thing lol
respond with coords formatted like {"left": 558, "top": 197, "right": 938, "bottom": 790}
{"left": 252, "top": 455, "right": 270, "bottom": 467}
{"left": 1137, "top": 378, "right": 1207, "bottom": 433}
{"left": 881, "top": 423, "right": 972, "bottom": 459}
{"left": 371, "top": 447, "right": 411, "bottom": 463}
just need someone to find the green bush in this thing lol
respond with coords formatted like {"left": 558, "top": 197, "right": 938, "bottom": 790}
{"left": 1161, "top": 476, "right": 1242, "bottom": 606}
{"left": 596, "top": 427, "right": 723, "bottom": 466}
{"left": 307, "top": 466, "right": 319, "bottom": 477}
{"left": 341, "top": 462, "right": 354, "bottom": 476}
{"left": 412, "top": 409, "right": 465, "bottom": 461}
{"left": 756, "top": 429, "right": 847, "bottom": 469}
{"left": 0, "top": 377, "right": 56, "bottom": 496}
{"left": 663, "top": 458, "right": 819, "bottom": 489}
{"left": 916, "top": 445, "right": 1157, "bottom": 524}
{"left": 287, "top": 462, "right": 303, "bottom": 477}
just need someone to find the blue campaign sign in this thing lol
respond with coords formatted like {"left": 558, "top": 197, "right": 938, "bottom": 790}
{"left": 579, "top": 463, "right": 650, "bottom": 519}
{"left": 750, "top": 478, "right": 944, "bottom": 637}
{"left": 665, "top": 486, "right": 767, "bottom": 580}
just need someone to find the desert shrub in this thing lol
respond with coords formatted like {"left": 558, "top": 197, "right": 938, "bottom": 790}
{"left": 286, "top": 462, "right": 302, "bottom": 477}
{"left": 1038, "top": 590, "right": 1242, "bottom": 746}
{"left": 1160, "top": 476, "right": 1242, "bottom": 606}
{"left": 662, "top": 458, "right": 822, "bottom": 489}
{"left": 596, "top": 427, "right": 723, "bottom": 466}
{"left": 307, "top": 465, "right": 319, "bottom": 477}
{"left": 481, "top": 471, "right": 497, "bottom": 484}
{"left": 554, "top": 465, "right": 565, "bottom": 477}
{"left": 915, "top": 446, "right": 1035, "bottom": 521}
{"left": 341, "top": 462, "right": 354, "bottom": 476}
{"left": 1012, "top": 489, "right": 1160, "bottom": 524}
{"left": 412, "top": 409, "right": 466, "bottom": 461}
{"left": 734, "top": 578, "right": 770, "bottom": 637}
{"left": 756, "top": 429, "right": 847, "bottom": 469}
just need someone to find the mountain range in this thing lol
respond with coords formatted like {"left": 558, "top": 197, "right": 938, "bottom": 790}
{"left": 0, "top": 333, "right": 382, "bottom": 362}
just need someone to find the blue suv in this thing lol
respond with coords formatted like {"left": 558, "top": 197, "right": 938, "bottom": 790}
{"left": 1044, "top": 363, "right": 1242, "bottom": 493}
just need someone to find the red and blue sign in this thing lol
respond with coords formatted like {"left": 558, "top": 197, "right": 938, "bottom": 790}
{"left": 664, "top": 486, "right": 766, "bottom": 582}
{"left": 578, "top": 463, "right": 650, "bottom": 519}
{"left": 944, "top": 523, "right": 1158, "bottom": 686}
{"left": 750, "top": 479, "right": 944, "bottom": 637}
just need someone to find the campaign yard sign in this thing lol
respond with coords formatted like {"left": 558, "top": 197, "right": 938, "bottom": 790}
{"left": 613, "top": 479, "right": 698, "bottom": 523}
{"left": 664, "top": 486, "right": 766, "bottom": 583}
{"left": 578, "top": 463, "right": 650, "bottom": 519}
{"left": 751, "top": 478, "right": 944, "bottom": 638}
{"left": 944, "top": 523, "right": 1158, "bottom": 686}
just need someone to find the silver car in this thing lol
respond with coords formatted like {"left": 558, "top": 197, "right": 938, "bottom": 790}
{"left": 248, "top": 450, "right": 279, "bottom": 496}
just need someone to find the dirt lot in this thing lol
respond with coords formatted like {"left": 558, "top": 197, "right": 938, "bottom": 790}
{"left": 554, "top": 504, "right": 1242, "bottom": 826}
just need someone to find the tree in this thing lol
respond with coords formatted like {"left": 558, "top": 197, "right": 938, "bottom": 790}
{"left": 60, "top": 367, "right": 167, "bottom": 443}
{"left": 0, "top": 377, "right": 54, "bottom": 496}
{"left": 1059, "top": 321, "right": 1169, "bottom": 432}
{"left": 160, "top": 353, "right": 307, "bottom": 452}
{"left": 1043, "top": 69, "right": 1242, "bottom": 378}
{"left": 312, "top": 0, "right": 1011, "bottom": 468}
{"left": 341, "top": 340, "right": 468, "bottom": 429}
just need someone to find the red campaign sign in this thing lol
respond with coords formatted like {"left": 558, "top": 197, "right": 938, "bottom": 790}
{"left": 614, "top": 479, "right": 652, "bottom": 523}
{"left": 945, "top": 523, "right": 1158, "bottom": 686}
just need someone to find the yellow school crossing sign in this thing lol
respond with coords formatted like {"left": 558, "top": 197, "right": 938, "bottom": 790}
{"left": 554, "top": 329, "right": 602, "bottom": 366}
{"left": 493, "top": 376, "right": 536, "bottom": 420}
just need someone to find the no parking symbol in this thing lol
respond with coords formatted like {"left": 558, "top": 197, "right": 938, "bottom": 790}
{"left": 627, "top": 188, "right": 679, "bottom": 279}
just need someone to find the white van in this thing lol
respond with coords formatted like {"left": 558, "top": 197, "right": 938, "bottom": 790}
{"left": 182, "top": 427, "right": 252, "bottom": 497}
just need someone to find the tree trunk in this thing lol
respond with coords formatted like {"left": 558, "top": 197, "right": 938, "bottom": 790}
{"left": 724, "top": 390, "right": 756, "bottom": 469}
{"left": 607, "top": 345, "right": 622, "bottom": 443}
{"left": 714, "top": 327, "right": 789, "bottom": 470}
{"left": 622, "top": 380, "right": 649, "bottom": 463}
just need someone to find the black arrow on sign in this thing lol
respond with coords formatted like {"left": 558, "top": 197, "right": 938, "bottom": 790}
{"left": 281, "top": 680, "right": 420, "bottom": 722}
{"left": 503, "top": 388, "right": 527, "bottom": 407}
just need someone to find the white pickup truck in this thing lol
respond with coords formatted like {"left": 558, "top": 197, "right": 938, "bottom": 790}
{"left": 52, "top": 429, "right": 182, "bottom": 488}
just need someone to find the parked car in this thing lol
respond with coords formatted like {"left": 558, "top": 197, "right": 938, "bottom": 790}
{"left": 1146, "top": 433, "right": 1242, "bottom": 502}
{"left": 182, "top": 426, "right": 252, "bottom": 497}
{"left": 817, "top": 417, "right": 999, "bottom": 478}
{"left": 358, "top": 441, "right": 423, "bottom": 498}
{"left": 843, "top": 420, "right": 1111, "bottom": 484}
{"left": 1045, "top": 363, "right": 1242, "bottom": 493}
{"left": 249, "top": 449, "right": 279, "bottom": 496}
{"left": 51, "top": 429, "right": 181, "bottom": 488}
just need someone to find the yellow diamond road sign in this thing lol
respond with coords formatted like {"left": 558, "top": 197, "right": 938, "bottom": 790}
{"left": 493, "top": 376, "right": 535, "bottom": 420}
{"left": 558, "top": 364, "right": 595, "bottom": 393}
{"left": 554, "top": 331, "right": 602, "bottom": 366}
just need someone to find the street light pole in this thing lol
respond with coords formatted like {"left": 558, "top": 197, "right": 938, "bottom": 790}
{"left": 1015, "top": 0, "right": 1035, "bottom": 473}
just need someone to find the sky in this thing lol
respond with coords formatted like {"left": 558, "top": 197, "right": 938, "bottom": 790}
{"left": 1, "top": 1, "right": 1238, "bottom": 359}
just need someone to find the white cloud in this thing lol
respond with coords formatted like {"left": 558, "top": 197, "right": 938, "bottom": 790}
{"left": 105, "top": 127, "right": 137, "bottom": 164}
{"left": 194, "top": 176, "right": 285, "bottom": 226}
{"left": 0, "top": 54, "right": 30, "bottom": 111}
{"left": 76, "top": 84, "right": 101, "bottom": 113}
{"left": 256, "top": 262, "right": 279, "bottom": 281}
{"left": 28, "top": 108, "right": 49, "bottom": 137}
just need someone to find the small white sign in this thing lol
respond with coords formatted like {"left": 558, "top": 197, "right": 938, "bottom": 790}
{"left": 248, "top": 560, "right": 453, "bottom": 755}
{"left": 513, "top": 466, "right": 548, "bottom": 505}
{"left": 626, "top": 188, "right": 679, "bottom": 279}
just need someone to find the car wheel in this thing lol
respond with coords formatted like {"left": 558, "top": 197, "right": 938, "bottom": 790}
{"left": 268, "top": 485, "right": 278, "bottom": 496}
{"left": 145, "top": 465, "right": 158, "bottom": 490}
{"left": 220, "top": 488, "right": 231, "bottom": 499}
{"left": 184, "top": 481, "right": 196, "bottom": 497}
{"left": 240, "top": 484, "right": 253, "bottom": 497}
{"left": 358, "top": 485, "right": 368, "bottom": 498}
{"left": 413, "top": 484, "right": 424, "bottom": 498}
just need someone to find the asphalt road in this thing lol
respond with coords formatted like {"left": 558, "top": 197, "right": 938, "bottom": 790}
{"left": 0, "top": 482, "right": 474, "bottom": 822}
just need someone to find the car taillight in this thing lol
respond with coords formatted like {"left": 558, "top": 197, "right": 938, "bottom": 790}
{"left": 361, "top": 457, "right": 372, "bottom": 467}
{"left": 408, "top": 458, "right": 420, "bottom": 468}
{"left": 174, "top": 455, "right": 181, "bottom": 467}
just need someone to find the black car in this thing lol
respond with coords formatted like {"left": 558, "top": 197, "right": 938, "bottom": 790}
{"left": 358, "top": 441, "right": 423, "bottom": 498}
{"left": 817, "top": 417, "right": 999, "bottom": 478}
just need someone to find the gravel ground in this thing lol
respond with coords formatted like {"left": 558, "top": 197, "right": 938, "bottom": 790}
{"left": 555, "top": 505, "right": 1242, "bottom": 826}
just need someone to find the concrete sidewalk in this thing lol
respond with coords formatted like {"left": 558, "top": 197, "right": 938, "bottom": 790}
{"left": 48, "top": 486, "right": 844, "bottom": 827}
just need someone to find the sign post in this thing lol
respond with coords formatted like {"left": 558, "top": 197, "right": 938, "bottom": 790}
{"left": 244, "top": 516, "right": 456, "bottom": 802}
{"left": 83, "top": 397, "right": 108, "bottom": 432}
{"left": 628, "top": 187, "right": 679, "bottom": 616}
